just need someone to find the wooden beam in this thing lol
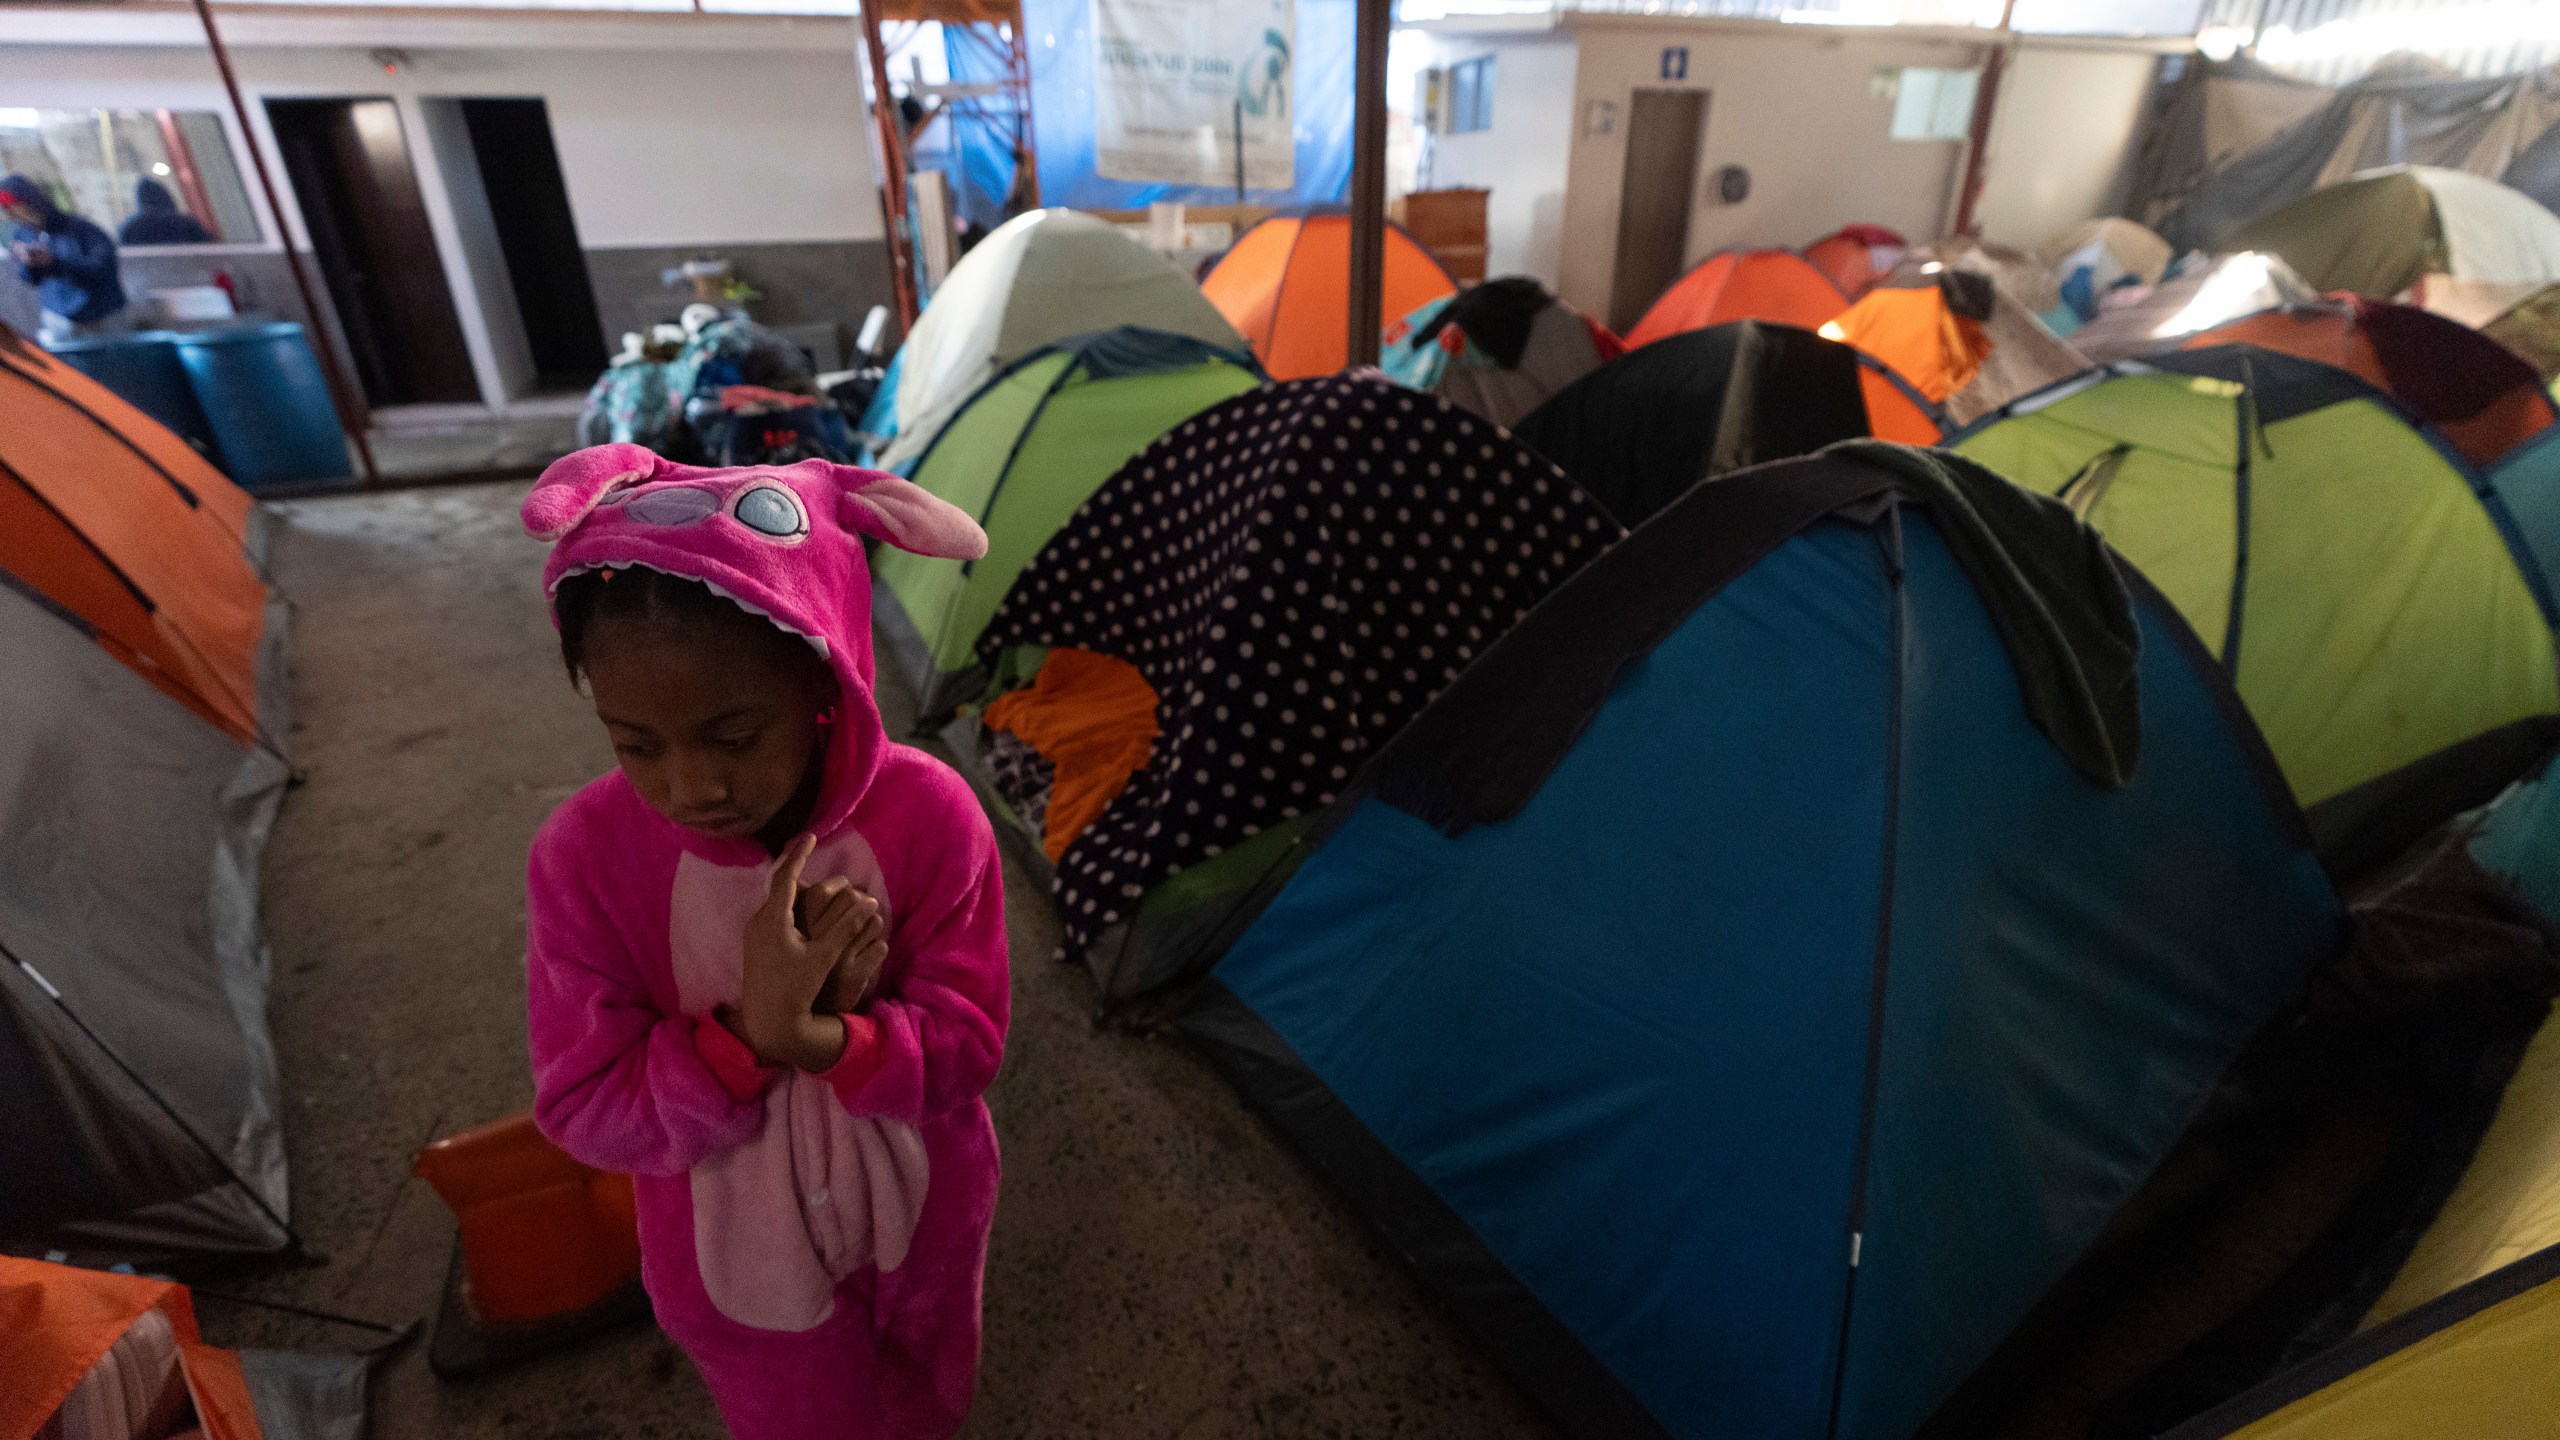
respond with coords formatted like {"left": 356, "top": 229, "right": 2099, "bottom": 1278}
{"left": 1345, "top": 0, "right": 1392, "bottom": 368}
{"left": 1952, "top": 0, "right": 2019, "bottom": 238}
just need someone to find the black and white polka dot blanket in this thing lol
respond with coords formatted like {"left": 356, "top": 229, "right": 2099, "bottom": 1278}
{"left": 977, "top": 370, "right": 1624, "bottom": 959}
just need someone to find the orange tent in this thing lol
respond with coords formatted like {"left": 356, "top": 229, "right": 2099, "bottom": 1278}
{"left": 1824, "top": 285, "right": 1989, "bottom": 408}
{"left": 1202, "top": 211, "right": 1458, "bottom": 379}
{"left": 0, "top": 323, "right": 270, "bottom": 746}
{"left": 1818, "top": 278, "right": 1986, "bottom": 444}
{"left": 1845, "top": 356, "right": 1945, "bottom": 445}
{"left": 2183, "top": 298, "right": 2557, "bottom": 468}
{"left": 1802, "top": 224, "right": 1908, "bottom": 301}
{"left": 1623, "top": 249, "right": 1850, "bottom": 350}
{"left": 0, "top": 1257, "right": 265, "bottom": 1440}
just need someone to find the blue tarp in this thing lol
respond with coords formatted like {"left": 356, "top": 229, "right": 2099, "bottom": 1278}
{"left": 964, "top": 0, "right": 1357, "bottom": 213}
{"left": 937, "top": 26, "right": 1031, "bottom": 234}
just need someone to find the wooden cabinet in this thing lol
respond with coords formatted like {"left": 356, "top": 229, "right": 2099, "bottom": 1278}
{"left": 1391, "top": 187, "right": 1488, "bottom": 285}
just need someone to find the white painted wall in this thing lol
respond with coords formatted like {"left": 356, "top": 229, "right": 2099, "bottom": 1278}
{"left": 1421, "top": 31, "right": 1579, "bottom": 287}
{"left": 1555, "top": 19, "right": 1986, "bottom": 318}
{"left": 1402, "top": 15, "right": 2171, "bottom": 323}
{"left": 0, "top": 8, "right": 884, "bottom": 405}
{"left": 1973, "top": 44, "right": 2162, "bottom": 248}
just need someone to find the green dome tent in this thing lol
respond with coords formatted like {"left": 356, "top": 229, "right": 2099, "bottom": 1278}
{"left": 873, "top": 327, "right": 1263, "bottom": 715}
{"left": 1953, "top": 345, "right": 2560, "bottom": 874}
{"left": 868, "top": 209, "right": 1248, "bottom": 473}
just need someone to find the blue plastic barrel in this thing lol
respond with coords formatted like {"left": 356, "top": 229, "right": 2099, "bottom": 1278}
{"left": 47, "top": 330, "right": 226, "bottom": 465}
{"left": 171, "top": 322, "right": 354, "bottom": 490}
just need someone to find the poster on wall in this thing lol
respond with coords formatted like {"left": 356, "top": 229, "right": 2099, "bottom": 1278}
{"left": 1092, "top": 0, "right": 1296, "bottom": 189}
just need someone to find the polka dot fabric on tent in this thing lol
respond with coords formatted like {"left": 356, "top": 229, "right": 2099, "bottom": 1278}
{"left": 978, "top": 370, "right": 1625, "bottom": 959}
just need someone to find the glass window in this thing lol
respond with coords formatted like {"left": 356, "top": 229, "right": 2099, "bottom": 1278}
{"left": 1449, "top": 55, "right": 1494, "bottom": 135}
{"left": 1881, "top": 67, "right": 1980, "bottom": 142}
{"left": 0, "top": 108, "right": 262, "bottom": 245}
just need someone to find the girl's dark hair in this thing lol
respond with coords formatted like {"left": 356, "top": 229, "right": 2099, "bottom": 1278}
{"left": 554, "top": 566, "right": 826, "bottom": 690}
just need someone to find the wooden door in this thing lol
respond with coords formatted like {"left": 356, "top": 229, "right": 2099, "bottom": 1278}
{"left": 1608, "top": 88, "right": 1709, "bottom": 335}
{"left": 267, "top": 98, "right": 478, "bottom": 406}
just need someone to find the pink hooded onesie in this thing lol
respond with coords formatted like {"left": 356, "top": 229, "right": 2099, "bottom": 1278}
{"left": 519, "top": 444, "right": 1008, "bottom": 1440}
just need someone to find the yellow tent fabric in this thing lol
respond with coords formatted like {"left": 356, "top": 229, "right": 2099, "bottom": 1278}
{"left": 2367, "top": 1005, "right": 2560, "bottom": 1327}
{"left": 2164, "top": 1246, "right": 2560, "bottom": 1439}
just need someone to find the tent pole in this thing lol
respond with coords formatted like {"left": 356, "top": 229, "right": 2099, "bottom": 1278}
{"left": 191, "top": 0, "right": 378, "bottom": 488}
{"left": 7, "top": 947, "right": 307, "bottom": 1258}
{"left": 1952, "top": 0, "right": 2019, "bottom": 239}
{"left": 858, "top": 3, "right": 921, "bottom": 331}
{"left": 1345, "top": 0, "right": 1392, "bottom": 367}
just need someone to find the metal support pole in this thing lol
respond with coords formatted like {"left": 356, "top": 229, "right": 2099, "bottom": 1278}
{"left": 1345, "top": 0, "right": 1392, "bottom": 368}
{"left": 150, "top": 109, "right": 219, "bottom": 229}
{"left": 1952, "top": 0, "right": 2019, "bottom": 239}
{"left": 191, "top": 0, "right": 378, "bottom": 486}
{"left": 1006, "top": 14, "right": 1041, "bottom": 211}
{"left": 858, "top": 4, "right": 921, "bottom": 330}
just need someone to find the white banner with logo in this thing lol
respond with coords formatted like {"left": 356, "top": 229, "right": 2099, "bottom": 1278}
{"left": 1092, "top": 0, "right": 1295, "bottom": 189}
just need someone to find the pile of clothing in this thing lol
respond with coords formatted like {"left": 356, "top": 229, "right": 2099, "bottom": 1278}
{"left": 576, "top": 304, "right": 853, "bottom": 465}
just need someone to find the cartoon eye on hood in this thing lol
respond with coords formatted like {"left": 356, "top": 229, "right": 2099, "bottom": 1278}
{"left": 731, "top": 483, "right": 809, "bottom": 543}
{"left": 622, "top": 485, "right": 722, "bottom": 526}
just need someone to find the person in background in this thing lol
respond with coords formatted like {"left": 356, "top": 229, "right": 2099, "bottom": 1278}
{"left": 120, "top": 178, "right": 215, "bottom": 246}
{"left": 2, "top": 174, "right": 129, "bottom": 343}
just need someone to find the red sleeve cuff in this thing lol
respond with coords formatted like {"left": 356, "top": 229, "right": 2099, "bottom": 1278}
{"left": 821, "top": 1012, "right": 886, "bottom": 1102}
{"left": 694, "top": 1014, "right": 777, "bottom": 1103}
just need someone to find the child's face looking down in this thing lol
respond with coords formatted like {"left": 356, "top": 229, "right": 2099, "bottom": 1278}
{"left": 581, "top": 613, "right": 833, "bottom": 842}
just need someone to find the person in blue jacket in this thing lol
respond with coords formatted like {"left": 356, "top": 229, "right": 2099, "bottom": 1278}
{"left": 120, "top": 178, "right": 216, "bottom": 246}
{"left": 3, "top": 174, "right": 130, "bottom": 341}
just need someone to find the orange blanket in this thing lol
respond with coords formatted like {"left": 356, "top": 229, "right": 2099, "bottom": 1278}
{"left": 983, "top": 649, "right": 1160, "bottom": 862}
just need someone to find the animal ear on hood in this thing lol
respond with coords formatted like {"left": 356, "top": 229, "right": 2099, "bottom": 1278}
{"left": 523, "top": 443, "right": 659, "bottom": 541}
{"left": 831, "top": 465, "right": 989, "bottom": 561}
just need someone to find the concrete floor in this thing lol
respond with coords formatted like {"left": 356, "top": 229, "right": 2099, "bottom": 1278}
{"left": 200, "top": 481, "right": 1550, "bottom": 1440}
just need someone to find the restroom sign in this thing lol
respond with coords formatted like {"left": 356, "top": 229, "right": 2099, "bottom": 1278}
{"left": 1661, "top": 46, "right": 1688, "bottom": 80}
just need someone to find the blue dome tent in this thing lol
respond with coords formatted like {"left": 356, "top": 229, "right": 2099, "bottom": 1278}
{"left": 1183, "top": 444, "right": 2345, "bottom": 1440}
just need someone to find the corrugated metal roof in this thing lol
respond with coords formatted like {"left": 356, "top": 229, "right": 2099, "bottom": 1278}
{"left": 2199, "top": 0, "right": 2560, "bottom": 83}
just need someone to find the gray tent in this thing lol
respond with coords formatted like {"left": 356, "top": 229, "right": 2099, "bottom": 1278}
{"left": 2137, "top": 55, "right": 2560, "bottom": 253}
{"left": 0, "top": 562, "right": 294, "bottom": 1260}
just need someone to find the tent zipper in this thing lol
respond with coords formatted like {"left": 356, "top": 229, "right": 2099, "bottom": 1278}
{"left": 1827, "top": 496, "right": 1908, "bottom": 1440}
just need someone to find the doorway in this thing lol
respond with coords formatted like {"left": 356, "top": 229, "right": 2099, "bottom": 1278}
{"left": 265, "top": 97, "right": 478, "bottom": 407}
{"left": 456, "top": 99, "right": 606, "bottom": 388}
{"left": 1608, "top": 88, "right": 1710, "bottom": 335}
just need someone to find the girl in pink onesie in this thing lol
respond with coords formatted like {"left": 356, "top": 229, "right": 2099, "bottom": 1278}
{"left": 518, "top": 443, "right": 1007, "bottom": 1440}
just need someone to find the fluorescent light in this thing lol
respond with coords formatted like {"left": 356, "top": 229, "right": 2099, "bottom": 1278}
{"left": 0, "top": 108, "right": 41, "bottom": 129}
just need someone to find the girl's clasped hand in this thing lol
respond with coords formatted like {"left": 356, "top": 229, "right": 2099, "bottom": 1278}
{"left": 721, "top": 833, "right": 893, "bottom": 1073}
